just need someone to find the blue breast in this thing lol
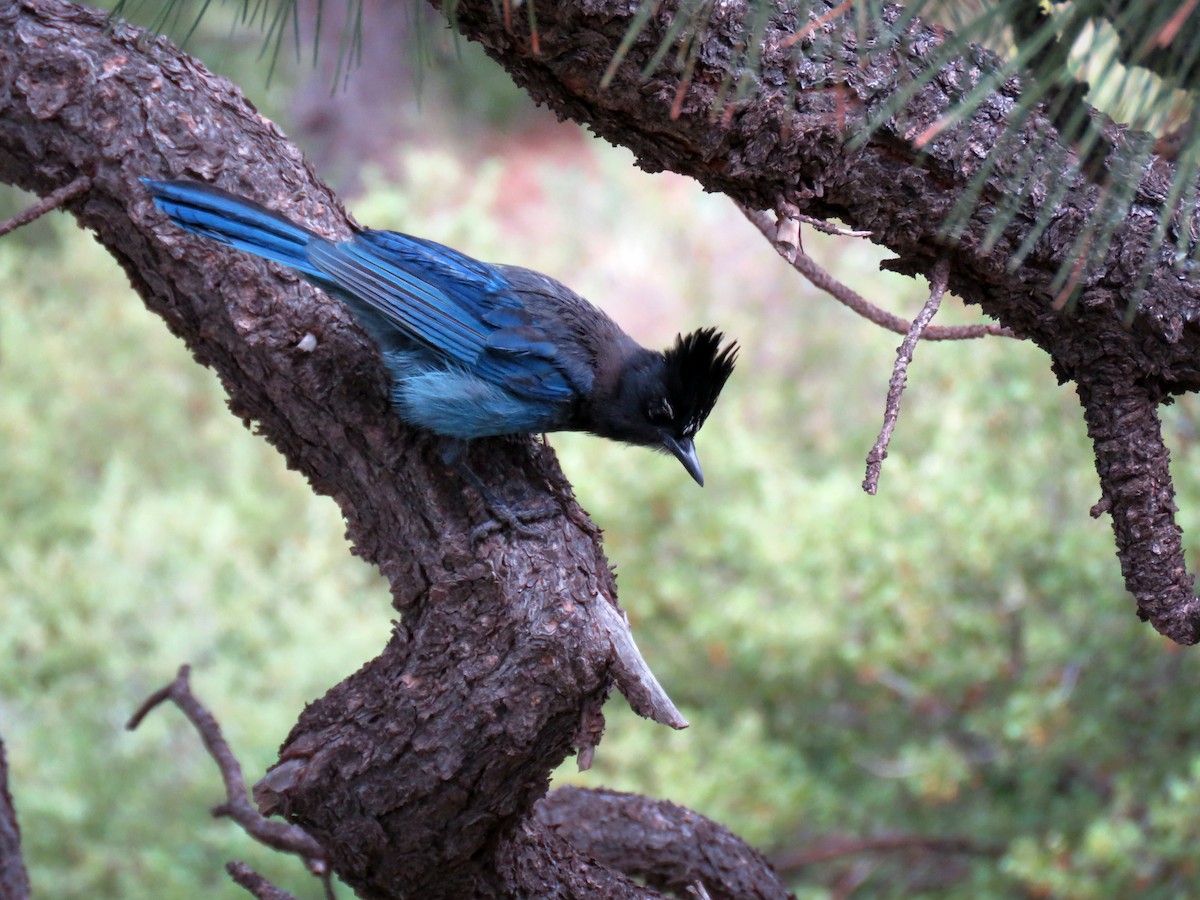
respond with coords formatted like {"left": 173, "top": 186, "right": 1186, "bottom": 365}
{"left": 383, "top": 350, "right": 566, "bottom": 439}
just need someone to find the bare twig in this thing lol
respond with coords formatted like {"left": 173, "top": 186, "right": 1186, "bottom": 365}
{"left": 863, "top": 258, "right": 951, "bottom": 495}
{"left": 737, "top": 204, "right": 1012, "bottom": 341}
{"left": 771, "top": 834, "right": 1004, "bottom": 872}
{"left": 128, "top": 666, "right": 333, "bottom": 891}
{"left": 0, "top": 176, "right": 90, "bottom": 237}
{"left": 226, "top": 861, "right": 297, "bottom": 900}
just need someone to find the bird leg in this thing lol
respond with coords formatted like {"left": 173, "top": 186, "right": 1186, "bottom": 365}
{"left": 440, "top": 440, "right": 559, "bottom": 542}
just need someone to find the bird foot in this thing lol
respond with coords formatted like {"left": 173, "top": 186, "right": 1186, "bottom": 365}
{"left": 442, "top": 442, "right": 560, "bottom": 542}
{"left": 470, "top": 500, "right": 559, "bottom": 544}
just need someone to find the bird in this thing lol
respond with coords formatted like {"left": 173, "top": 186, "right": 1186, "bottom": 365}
{"left": 142, "top": 178, "right": 737, "bottom": 529}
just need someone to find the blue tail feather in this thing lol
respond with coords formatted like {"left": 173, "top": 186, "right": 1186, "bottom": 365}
{"left": 141, "top": 179, "right": 322, "bottom": 279}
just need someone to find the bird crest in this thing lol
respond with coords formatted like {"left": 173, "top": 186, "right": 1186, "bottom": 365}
{"left": 660, "top": 328, "right": 738, "bottom": 436}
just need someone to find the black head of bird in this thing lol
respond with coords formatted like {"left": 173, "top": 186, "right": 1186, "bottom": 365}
{"left": 583, "top": 327, "right": 737, "bottom": 486}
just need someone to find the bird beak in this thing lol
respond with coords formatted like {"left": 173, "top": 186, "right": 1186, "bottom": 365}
{"left": 663, "top": 436, "right": 704, "bottom": 486}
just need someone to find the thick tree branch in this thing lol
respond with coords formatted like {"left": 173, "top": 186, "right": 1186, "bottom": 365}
{"left": 0, "top": 737, "right": 30, "bottom": 900}
{"left": 430, "top": 0, "right": 1200, "bottom": 641}
{"left": 536, "top": 786, "right": 793, "bottom": 900}
{"left": 1078, "top": 376, "right": 1200, "bottom": 642}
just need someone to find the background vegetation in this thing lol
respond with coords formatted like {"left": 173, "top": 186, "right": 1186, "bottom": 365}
{"left": 5, "top": 5, "right": 1200, "bottom": 897}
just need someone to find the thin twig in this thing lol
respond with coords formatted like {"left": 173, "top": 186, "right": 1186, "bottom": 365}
{"left": 771, "top": 834, "right": 1004, "bottom": 872}
{"left": 863, "top": 258, "right": 951, "bottom": 494}
{"left": 796, "top": 213, "right": 873, "bottom": 238}
{"left": 0, "top": 176, "right": 91, "bottom": 237}
{"left": 226, "top": 861, "right": 297, "bottom": 900}
{"left": 128, "top": 666, "right": 333, "bottom": 892}
{"left": 737, "top": 203, "right": 1012, "bottom": 341}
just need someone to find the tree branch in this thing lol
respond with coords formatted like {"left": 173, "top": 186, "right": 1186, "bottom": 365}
{"left": 770, "top": 834, "right": 1004, "bottom": 873}
{"left": 1077, "top": 376, "right": 1200, "bottom": 643}
{"left": 737, "top": 204, "right": 1009, "bottom": 341}
{"left": 0, "top": 173, "right": 89, "bottom": 236}
{"left": 127, "top": 666, "right": 329, "bottom": 866}
{"left": 864, "top": 257, "right": 951, "bottom": 494}
{"left": 429, "top": 0, "right": 1200, "bottom": 641}
{"left": 0, "top": 737, "right": 30, "bottom": 900}
{"left": 536, "top": 786, "right": 793, "bottom": 900}
{"left": 225, "top": 862, "right": 301, "bottom": 900}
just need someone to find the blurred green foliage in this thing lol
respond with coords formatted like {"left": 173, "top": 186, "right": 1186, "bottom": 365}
{"left": 8, "top": 8, "right": 1200, "bottom": 897}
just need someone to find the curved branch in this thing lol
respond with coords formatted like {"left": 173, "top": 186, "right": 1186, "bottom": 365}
{"left": 1078, "top": 375, "right": 1200, "bottom": 643}
{"left": 429, "top": 0, "right": 1200, "bottom": 640}
{"left": 495, "top": 819, "right": 662, "bottom": 898}
{"left": 536, "top": 787, "right": 793, "bottom": 900}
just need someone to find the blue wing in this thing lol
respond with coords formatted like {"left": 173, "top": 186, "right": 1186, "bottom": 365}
{"left": 309, "top": 230, "right": 578, "bottom": 403}
{"left": 142, "top": 179, "right": 579, "bottom": 405}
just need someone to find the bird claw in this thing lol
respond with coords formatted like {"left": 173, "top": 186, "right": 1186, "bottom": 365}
{"left": 470, "top": 501, "right": 559, "bottom": 544}
{"left": 443, "top": 444, "right": 559, "bottom": 543}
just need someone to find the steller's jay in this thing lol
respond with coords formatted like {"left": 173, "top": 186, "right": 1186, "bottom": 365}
{"left": 142, "top": 179, "right": 737, "bottom": 530}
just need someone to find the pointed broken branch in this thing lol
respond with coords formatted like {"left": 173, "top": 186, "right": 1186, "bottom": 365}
{"left": 592, "top": 594, "right": 688, "bottom": 730}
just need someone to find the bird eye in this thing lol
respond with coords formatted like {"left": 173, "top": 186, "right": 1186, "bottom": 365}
{"left": 647, "top": 398, "right": 674, "bottom": 424}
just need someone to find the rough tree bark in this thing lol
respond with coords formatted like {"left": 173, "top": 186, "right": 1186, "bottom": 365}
{"left": 427, "top": 0, "right": 1200, "bottom": 643}
{"left": 0, "top": 739, "right": 30, "bottom": 900}
{"left": 3, "top": 0, "right": 1200, "bottom": 895}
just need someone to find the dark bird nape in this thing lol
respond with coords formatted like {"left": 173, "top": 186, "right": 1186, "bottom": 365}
{"left": 141, "top": 178, "right": 737, "bottom": 530}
